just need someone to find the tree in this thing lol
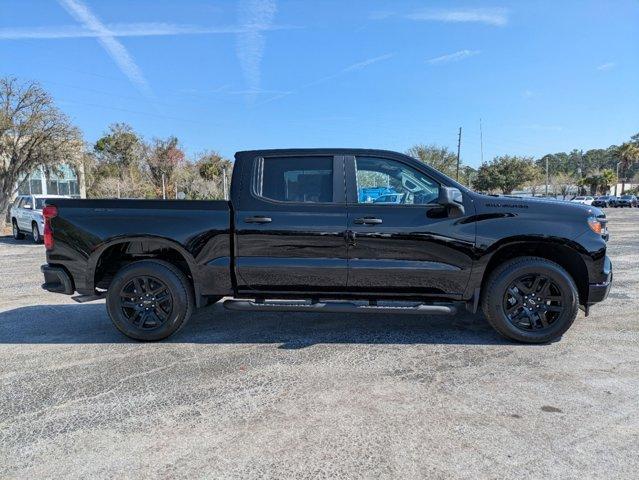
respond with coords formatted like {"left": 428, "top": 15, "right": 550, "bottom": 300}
{"left": 93, "top": 123, "right": 142, "bottom": 176}
{"left": 616, "top": 142, "right": 639, "bottom": 194}
{"left": 197, "top": 151, "right": 232, "bottom": 181}
{"left": 473, "top": 155, "right": 539, "bottom": 194}
{"left": 583, "top": 173, "right": 601, "bottom": 195}
{"left": 145, "top": 136, "right": 185, "bottom": 198}
{"left": 598, "top": 169, "right": 617, "bottom": 194}
{"left": 551, "top": 172, "right": 575, "bottom": 199}
{"left": 89, "top": 123, "right": 148, "bottom": 198}
{"left": 525, "top": 167, "right": 544, "bottom": 196}
{"left": 406, "top": 144, "right": 459, "bottom": 180}
{"left": 1, "top": 77, "right": 83, "bottom": 219}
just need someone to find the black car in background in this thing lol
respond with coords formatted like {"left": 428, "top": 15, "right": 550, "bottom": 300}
{"left": 592, "top": 195, "right": 616, "bottom": 208}
{"left": 616, "top": 195, "right": 638, "bottom": 208}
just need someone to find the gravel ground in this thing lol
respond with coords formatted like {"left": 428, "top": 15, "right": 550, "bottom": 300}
{"left": 1, "top": 209, "right": 638, "bottom": 479}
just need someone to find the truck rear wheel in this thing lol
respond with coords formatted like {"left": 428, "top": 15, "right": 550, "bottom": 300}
{"left": 481, "top": 257, "right": 579, "bottom": 343}
{"left": 12, "top": 220, "right": 25, "bottom": 240}
{"left": 106, "top": 260, "right": 194, "bottom": 341}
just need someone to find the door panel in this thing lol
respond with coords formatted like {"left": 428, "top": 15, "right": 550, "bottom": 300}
{"left": 235, "top": 155, "right": 348, "bottom": 292}
{"left": 345, "top": 156, "right": 475, "bottom": 297}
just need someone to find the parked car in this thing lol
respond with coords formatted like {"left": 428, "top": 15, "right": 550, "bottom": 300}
{"left": 615, "top": 195, "right": 638, "bottom": 208}
{"left": 40, "top": 148, "right": 612, "bottom": 344}
{"left": 570, "top": 196, "right": 595, "bottom": 205}
{"left": 373, "top": 193, "right": 404, "bottom": 204}
{"left": 592, "top": 195, "right": 616, "bottom": 208}
{"left": 9, "top": 194, "right": 69, "bottom": 243}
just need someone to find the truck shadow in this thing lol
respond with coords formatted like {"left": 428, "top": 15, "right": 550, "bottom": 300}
{"left": 0, "top": 302, "right": 515, "bottom": 347}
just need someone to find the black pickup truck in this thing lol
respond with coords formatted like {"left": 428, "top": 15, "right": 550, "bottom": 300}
{"left": 40, "top": 149, "right": 612, "bottom": 343}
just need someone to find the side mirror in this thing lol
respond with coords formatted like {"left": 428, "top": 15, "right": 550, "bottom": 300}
{"left": 438, "top": 187, "right": 465, "bottom": 216}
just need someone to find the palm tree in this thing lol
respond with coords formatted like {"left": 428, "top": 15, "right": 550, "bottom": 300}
{"left": 599, "top": 169, "right": 617, "bottom": 194}
{"left": 616, "top": 143, "right": 639, "bottom": 194}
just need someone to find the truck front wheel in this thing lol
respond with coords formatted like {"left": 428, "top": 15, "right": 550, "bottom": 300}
{"left": 106, "top": 260, "right": 194, "bottom": 341}
{"left": 481, "top": 257, "right": 579, "bottom": 343}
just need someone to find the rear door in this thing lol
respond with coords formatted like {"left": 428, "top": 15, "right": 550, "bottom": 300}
{"left": 234, "top": 154, "right": 348, "bottom": 292}
{"left": 345, "top": 155, "right": 475, "bottom": 298}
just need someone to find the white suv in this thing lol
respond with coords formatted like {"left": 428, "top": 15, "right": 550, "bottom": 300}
{"left": 9, "top": 195, "right": 69, "bottom": 243}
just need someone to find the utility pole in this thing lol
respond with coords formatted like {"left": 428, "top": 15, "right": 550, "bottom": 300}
{"left": 545, "top": 156, "right": 549, "bottom": 196}
{"left": 456, "top": 127, "right": 462, "bottom": 181}
{"left": 161, "top": 174, "right": 166, "bottom": 200}
{"left": 479, "top": 119, "right": 484, "bottom": 164}
{"left": 223, "top": 167, "right": 228, "bottom": 199}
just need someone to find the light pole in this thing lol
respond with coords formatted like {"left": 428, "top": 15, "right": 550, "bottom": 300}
{"left": 545, "top": 156, "right": 549, "bottom": 196}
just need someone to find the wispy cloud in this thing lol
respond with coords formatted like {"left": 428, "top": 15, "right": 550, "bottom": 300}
{"left": 57, "top": 0, "right": 153, "bottom": 99}
{"left": 522, "top": 89, "right": 534, "bottom": 98}
{"left": 259, "top": 53, "right": 395, "bottom": 105}
{"left": 0, "top": 22, "right": 298, "bottom": 40}
{"left": 597, "top": 62, "right": 616, "bottom": 71}
{"left": 427, "top": 50, "right": 480, "bottom": 65}
{"left": 236, "top": 0, "right": 277, "bottom": 102}
{"left": 372, "top": 7, "right": 509, "bottom": 26}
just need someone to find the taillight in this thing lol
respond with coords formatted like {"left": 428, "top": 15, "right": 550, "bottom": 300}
{"left": 43, "top": 205, "right": 58, "bottom": 250}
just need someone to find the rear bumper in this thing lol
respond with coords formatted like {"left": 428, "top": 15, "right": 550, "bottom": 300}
{"left": 588, "top": 256, "right": 612, "bottom": 305}
{"left": 41, "top": 264, "right": 74, "bottom": 295}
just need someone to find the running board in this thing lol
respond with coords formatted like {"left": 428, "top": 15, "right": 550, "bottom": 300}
{"left": 223, "top": 299, "right": 457, "bottom": 316}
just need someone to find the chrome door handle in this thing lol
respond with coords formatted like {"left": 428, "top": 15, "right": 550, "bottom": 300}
{"left": 244, "top": 216, "right": 272, "bottom": 224}
{"left": 354, "top": 217, "right": 382, "bottom": 225}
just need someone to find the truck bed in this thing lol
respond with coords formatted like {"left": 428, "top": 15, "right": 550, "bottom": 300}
{"left": 46, "top": 198, "right": 232, "bottom": 298}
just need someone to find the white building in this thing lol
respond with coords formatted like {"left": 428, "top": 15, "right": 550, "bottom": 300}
{"left": 16, "top": 164, "right": 84, "bottom": 197}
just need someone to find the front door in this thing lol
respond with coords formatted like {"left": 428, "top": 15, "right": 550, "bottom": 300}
{"left": 345, "top": 155, "right": 475, "bottom": 298}
{"left": 235, "top": 154, "right": 348, "bottom": 292}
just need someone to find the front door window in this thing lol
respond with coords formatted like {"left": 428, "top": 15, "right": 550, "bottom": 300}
{"left": 355, "top": 156, "right": 440, "bottom": 205}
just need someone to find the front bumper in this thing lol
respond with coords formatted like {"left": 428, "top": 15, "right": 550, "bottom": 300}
{"left": 588, "top": 256, "right": 612, "bottom": 305}
{"left": 41, "top": 264, "right": 74, "bottom": 295}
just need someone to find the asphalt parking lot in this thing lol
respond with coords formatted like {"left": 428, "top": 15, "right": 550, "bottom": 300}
{"left": 1, "top": 209, "right": 638, "bottom": 479}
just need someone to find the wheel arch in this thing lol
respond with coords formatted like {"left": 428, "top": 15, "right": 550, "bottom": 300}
{"left": 89, "top": 236, "right": 202, "bottom": 305}
{"left": 480, "top": 239, "right": 589, "bottom": 305}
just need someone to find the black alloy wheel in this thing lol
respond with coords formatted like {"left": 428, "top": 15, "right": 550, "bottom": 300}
{"left": 503, "top": 273, "right": 565, "bottom": 331}
{"left": 119, "top": 275, "right": 174, "bottom": 330}
{"left": 482, "top": 256, "right": 579, "bottom": 343}
{"left": 106, "top": 260, "right": 194, "bottom": 341}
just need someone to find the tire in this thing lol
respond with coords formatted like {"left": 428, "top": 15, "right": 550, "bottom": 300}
{"left": 12, "top": 220, "right": 25, "bottom": 240}
{"left": 32, "top": 223, "right": 42, "bottom": 244}
{"left": 106, "top": 260, "right": 194, "bottom": 341}
{"left": 481, "top": 256, "right": 579, "bottom": 343}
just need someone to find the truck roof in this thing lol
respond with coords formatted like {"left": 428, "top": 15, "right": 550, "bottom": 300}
{"left": 236, "top": 148, "right": 410, "bottom": 158}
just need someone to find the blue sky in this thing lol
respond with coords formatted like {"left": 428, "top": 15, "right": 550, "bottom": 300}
{"left": 1, "top": 0, "right": 637, "bottom": 166}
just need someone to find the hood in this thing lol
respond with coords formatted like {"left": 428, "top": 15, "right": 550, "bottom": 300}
{"left": 472, "top": 193, "right": 604, "bottom": 218}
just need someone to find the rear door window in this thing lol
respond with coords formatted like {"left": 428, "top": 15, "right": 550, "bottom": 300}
{"left": 254, "top": 156, "right": 334, "bottom": 203}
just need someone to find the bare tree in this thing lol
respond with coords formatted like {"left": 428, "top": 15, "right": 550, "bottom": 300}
{"left": 1, "top": 77, "right": 83, "bottom": 219}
